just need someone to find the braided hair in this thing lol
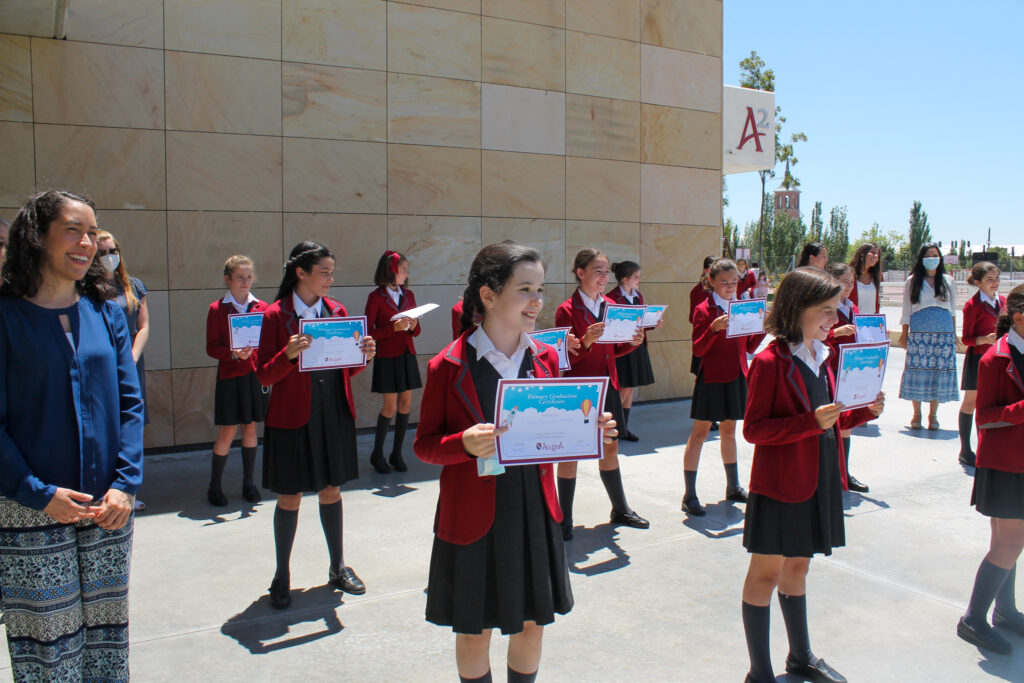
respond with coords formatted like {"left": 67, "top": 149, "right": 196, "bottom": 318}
{"left": 275, "top": 241, "right": 334, "bottom": 302}
{"left": 459, "top": 242, "right": 543, "bottom": 334}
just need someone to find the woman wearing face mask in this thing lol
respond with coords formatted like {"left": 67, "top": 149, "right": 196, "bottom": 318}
{"left": 898, "top": 243, "right": 959, "bottom": 431}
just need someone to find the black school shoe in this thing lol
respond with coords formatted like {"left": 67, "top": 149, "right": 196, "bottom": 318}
{"left": 242, "top": 484, "right": 262, "bottom": 503}
{"left": 993, "top": 610, "right": 1024, "bottom": 638}
{"left": 328, "top": 566, "right": 366, "bottom": 595}
{"left": 268, "top": 577, "right": 291, "bottom": 610}
{"left": 957, "top": 617, "right": 1011, "bottom": 654}
{"left": 681, "top": 497, "right": 706, "bottom": 516}
{"left": 959, "top": 450, "right": 977, "bottom": 468}
{"left": 389, "top": 452, "right": 408, "bottom": 472}
{"left": 785, "top": 655, "right": 847, "bottom": 683}
{"left": 846, "top": 476, "right": 869, "bottom": 493}
{"left": 370, "top": 450, "right": 390, "bottom": 474}
{"left": 610, "top": 509, "right": 650, "bottom": 529}
{"left": 207, "top": 487, "right": 228, "bottom": 507}
{"left": 621, "top": 430, "right": 639, "bottom": 442}
{"left": 725, "top": 486, "right": 749, "bottom": 503}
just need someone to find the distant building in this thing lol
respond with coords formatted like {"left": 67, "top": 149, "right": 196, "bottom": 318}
{"left": 773, "top": 159, "right": 800, "bottom": 219}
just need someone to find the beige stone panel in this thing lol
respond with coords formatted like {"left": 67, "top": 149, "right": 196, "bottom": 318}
{"left": 399, "top": 0, "right": 480, "bottom": 12}
{"left": 35, "top": 125, "right": 166, "bottom": 210}
{"left": 564, "top": 220, "right": 639, "bottom": 275}
{"left": 283, "top": 0, "right": 386, "bottom": 69}
{"left": 0, "top": 2, "right": 52, "bottom": 37}
{"left": 167, "top": 212, "right": 283, "bottom": 290}
{"left": 65, "top": 0, "right": 164, "bottom": 48}
{"left": 566, "top": 0, "right": 640, "bottom": 41}
{"left": 641, "top": 0, "right": 721, "bottom": 56}
{"left": 640, "top": 223, "right": 720, "bottom": 284}
{"left": 95, "top": 210, "right": 169, "bottom": 289}
{"left": 641, "top": 104, "right": 720, "bottom": 169}
{"left": 166, "top": 132, "right": 280, "bottom": 211}
{"left": 641, "top": 44, "right": 721, "bottom": 113}
{"left": 565, "top": 94, "right": 640, "bottom": 162}
{"left": 143, "top": 290, "right": 171, "bottom": 371}
{"left": 482, "top": 0, "right": 565, "bottom": 27}
{"left": 482, "top": 84, "right": 564, "bottom": 155}
{"left": 482, "top": 151, "right": 564, "bottom": 220}
{"left": 640, "top": 164, "right": 720, "bottom": 226}
{"left": 401, "top": 284, "right": 467, "bottom": 355}
{"left": 565, "top": 157, "right": 640, "bottom": 222}
{"left": 482, "top": 218, "right": 565, "bottom": 281}
{"left": 0, "top": 35, "right": 32, "bottom": 122}
{"left": 482, "top": 17, "right": 564, "bottom": 91}
{"left": 165, "top": 0, "right": 281, "bottom": 60}
{"left": 388, "top": 3, "right": 480, "bottom": 81}
{"left": 388, "top": 73, "right": 480, "bottom": 148}
{"left": 166, "top": 52, "right": 280, "bottom": 135}
{"left": 566, "top": 32, "right": 640, "bottom": 101}
{"left": 31, "top": 39, "right": 163, "bottom": 129}
{"left": 634, "top": 281, "right": 688, "bottom": 341}
{"left": 171, "top": 367, "right": 218, "bottom": 445}
{"left": 643, "top": 339, "right": 694, "bottom": 399}
{"left": 537, "top": 283, "right": 566, "bottom": 329}
{"left": 284, "top": 63, "right": 386, "bottom": 142}
{"left": 284, "top": 138, "right": 387, "bottom": 213}
{"left": 0, "top": 122, "right": 33, "bottom": 206}
{"left": 351, "top": 353, "right": 430, "bottom": 427}
{"left": 326, "top": 285, "right": 375, "bottom": 320}
{"left": 388, "top": 144, "right": 481, "bottom": 216}
{"left": 284, "top": 214, "right": 387, "bottom": 286}
{"left": 143, "top": 370, "right": 174, "bottom": 449}
{"left": 387, "top": 216, "right": 481, "bottom": 285}
{"left": 169, "top": 289, "right": 222, "bottom": 369}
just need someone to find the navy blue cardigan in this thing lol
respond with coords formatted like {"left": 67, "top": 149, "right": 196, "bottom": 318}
{"left": 0, "top": 295, "right": 145, "bottom": 510}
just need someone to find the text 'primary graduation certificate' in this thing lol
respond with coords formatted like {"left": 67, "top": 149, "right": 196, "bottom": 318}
{"left": 834, "top": 341, "right": 889, "bottom": 409}
{"left": 298, "top": 316, "right": 368, "bottom": 372}
{"left": 228, "top": 312, "right": 264, "bottom": 350}
{"left": 528, "top": 327, "right": 572, "bottom": 371}
{"left": 726, "top": 298, "right": 767, "bottom": 338}
{"left": 597, "top": 304, "right": 645, "bottom": 343}
{"left": 494, "top": 378, "right": 609, "bottom": 466}
{"left": 853, "top": 314, "right": 888, "bottom": 344}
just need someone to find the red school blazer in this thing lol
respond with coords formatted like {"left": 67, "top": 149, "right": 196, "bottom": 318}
{"left": 206, "top": 297, "right": 270, "bottom": 380}
{"left": 365, "top": 286, "right": 422, "bottom": 358}
{"left": 737, "top": 271, "right": 757, "bottom": 298}
{"left": 849, "top": 277, "right": 881, "bottom": 313}
{"left": 825, "top": 301, "right": 859, "bottom": 375}
{"left": 451, "top": 299, "right": 464, "bottom": 341}
{"left": 744, "top": 340, "right": 877, "bottom": 503}
{"left": 689, "top": 282, "right": 711, "bottom": 324}
{"left": 962, "top": 292, "right": 1005, "bottom": 358}
{"left": 555, "top": 289, "right": 635, "bottom": 391}
{"left": 256, "top": 296, "right": 366, "bottom": 429}
{"left": 413, "top": 334, "right": 562, "bottom": 545}
{"left": 606, "top": 287, "right": 648, "bottom": 346}
{"left": 691, "top": 297, "right": 765, "bottom": 383}
{"left": 976, "top": 336, "right": 1024, "bottom": 473}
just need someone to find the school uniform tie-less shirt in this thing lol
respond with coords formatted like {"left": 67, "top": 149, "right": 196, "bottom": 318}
{"left": 555, "top": 289, "right": 635, "bottom": 390}
{"left": 690, "top": 296, "right": 765, "bottom": 383}
{"left": 467, "top": 326, "right": 535, "bottom": 380}
{"left": 578, "top": 289, "right": 603, "bottom": 319}
{"left": 365, "top": 285, "right": 421, "bottom": 358}
{"left": 293, "top": 292, "right": 323, "bottom": 320}
{"left": 962, "top": 291, "right": 1005, "bottom": 358}
{"left": 790, "top": 339, "right": 830, "bottom": 372}
{"left": 206, "top": 295, "right": 270, "bottom": 380}
{"left": 225, "top": 291, "right": 257, "bottom": 314}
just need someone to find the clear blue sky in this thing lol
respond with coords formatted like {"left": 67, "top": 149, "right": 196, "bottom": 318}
{"left": 723, "top": 1, "right": 1020, "bottom": 251}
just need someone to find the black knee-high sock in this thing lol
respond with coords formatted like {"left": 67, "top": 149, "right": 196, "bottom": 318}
{"left": 459, "top": 672, "right": 492, "bottom": 683}
{"left": 273, "top": 506, "right": 299, "bottom": 582}
{"left": 778, "top": 592, "right": 814, "bottom": 665}
{"left": 557, "top": 476, "right": 576, "bottom": 529}
{"left": 241, "top": 446, "right": 257, "bottom": 488}
{"left": 966, "top": 559, "right": 1011, "bottom": 627}
{"left": 600, "top": 468, "right": 631, "bottom": 515}
{"left": 724, "top": 462, "right": 740, "bottom": 491}
{"left": 959, "top": 412, "right": 975, "bottom": 455}
{"left": 623, "top": 407, "right": 631, "bottom": 431}
{"left": 390, "top": 412, "right": 410, "bottom": 457}
{"left": 507, "top": 665, "right": 537, "bottom": 682}
{"left": 995, "top": 563, "right": 1019, "bottom": 618}
{"left": 372, "top": 413, "right": 391, "bottom": 456}
{"left": 319, "top": 500, "right": 344, "bottom": 574}
{"left": 842, "top": 437, "right": 852, "bottom": 473}
{"left": 209, "top": 450, "right": 228, "bottom": 489}
{"left": 742, "top": 601, "right": 773, "bottom": 682}
{"left": 683, "top": 469, "right": 698, "bottom": 502}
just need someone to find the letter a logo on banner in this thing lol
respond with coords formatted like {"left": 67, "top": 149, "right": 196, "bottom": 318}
{"left": 737, "top": 106, "right": 765, "bottom": 152}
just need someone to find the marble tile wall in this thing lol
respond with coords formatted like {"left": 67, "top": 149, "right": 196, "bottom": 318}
{"left": 0, "top": 0, "right": 723, "bottom": 445}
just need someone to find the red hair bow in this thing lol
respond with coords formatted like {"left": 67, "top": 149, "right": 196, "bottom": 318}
{"left": 385, "top": 250, "right": 401, "bottom": 274}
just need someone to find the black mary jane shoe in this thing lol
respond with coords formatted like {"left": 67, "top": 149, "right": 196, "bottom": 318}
{"left": 846, "top": 476, "right": 869, "bottom": 493}
{"left": 958, "top": 450, "right": 977, "bottom": 468}
{"left": 369, "top": 450, "right": 391, "bottom": 474}
{"left": 784, "top": 655, "right": 847, "bottom": 683}
{"left": 268, "top": 577, "right": 291, "bottom": 610}
{"left": 242, "top": 484, "right": 262, "bottom": 503}
{"left": 993, "top": 610, "right": 1024, "bottom": 638}
{"left": 329, "top": 566, "right": 366, "bottom": 595}
{"left": 207, "top": 487, "right": 228, "bottom": 507}
{"left": 610, "top": 509, "right": 650, "bottom": 529}
{"left": 681, "top": 497, "right": 706, "bottom": 517}
{"left": 621, "top": 430, "right": 639, "bottom": 442}
{"left": 389, "top": 452, "right": 408, "bottom": 473}
{"left": 958, "top": 617, "right": 1011, "bottom": 653}
{"left": 725, "top": 486, "right": 749, "bottom": 503}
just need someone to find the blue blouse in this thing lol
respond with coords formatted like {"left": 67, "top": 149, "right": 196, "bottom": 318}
{"left": 0, "top": 295, "right": 145, "bottom": 510}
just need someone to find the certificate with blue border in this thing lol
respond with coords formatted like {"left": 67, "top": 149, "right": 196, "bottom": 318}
{"left": 528, "top": 327, "right": 572, "bottom": 371}
{"left": 853, "top": 314, "right": 888, "bottom": 344}
{"left": 597, "top": 304, "right": 645, "bottom": 343}
{"left": 726, "top": 298, "right": 767, "bottom": 338}
{"left": 834, "top": 341, "right": 889, "bottom": 409}
{"left": 298, "top": 316, "right": 368, "bottom": 372}
{"left": 641, "top": 305, "right": 667, "bottom": 329}
{"left": 228, "top": 312, "right": 264, "bottom": 351}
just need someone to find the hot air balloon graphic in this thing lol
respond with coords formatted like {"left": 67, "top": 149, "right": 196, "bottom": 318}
{"left": 580, "top": 397, "right": 593, "bottom": 424}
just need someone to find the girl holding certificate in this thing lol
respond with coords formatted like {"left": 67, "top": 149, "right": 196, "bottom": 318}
{"left": 415, "top": 242, "right": 615, "bottom": 683}
{"left": 257, "top": 241, "right": 377, "bottom": 609}
{"left": 365, "top": 250, "right": 422, "bottom": 474}
{"left": 741, "top": 268, "right": 884, "bottom": 683}
{"left": 555, "top": 249, "right": 648, "bottom": 539}
{"left": 204, "top": 255, "right": 269, "bottom": 507}
{"left": 848, "top": 242, "right": 882, "bottom": 315}
{"left": 683, "top": 259, "right": 766, "bottom": 516}
{"left": 958, "top": 262, "right": 1004, "bottom": 468}
{"left": 958, "top": 284, "right": 1024, "bottom": 654}
{"left": 608, "top": 260, "right": 657, "bottom": 442}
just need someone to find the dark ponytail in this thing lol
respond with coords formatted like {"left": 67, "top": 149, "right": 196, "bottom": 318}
{"left": 460, "top": 242, "right": 543, "bottom": 334}
{"left": 612, "top": 260, "right": 640, "bottom": 284}
{"left": 275, "top": 241, "right": 333, "bottom": 302}
{"left": 997, "top": 284, "right": 1024, "bottom": 337}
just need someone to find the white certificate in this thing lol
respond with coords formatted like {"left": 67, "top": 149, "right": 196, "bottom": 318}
{"left": 228, "top": 312, "right": 263, "bottom": 351}
{"left": 834, "top": 342, "right": 889, "bottom": 409}
{"left": 495, "top": 378, "right": 609, "bottom": 466}
{"left": 298, "top": 316, "right": 368, "bottom": 371}
{"left": 641, "top": 305, "right": 667, "bottom": 329}
{"left": 597, "top": 304, "right": 645, "bottom": 343}
{"left": 390, "top": 302, "right": 439, "bottom": 321}
{"left": 528, "top": 327, "right": 572, "bottom": 371}
{"left": 726, "top": 298, "right": 767, "bottom": 338}
{"left": 853, "top": 314, "right": 888, "bottom": 344}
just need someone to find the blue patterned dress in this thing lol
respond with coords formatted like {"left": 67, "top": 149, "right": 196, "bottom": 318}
{"left": 899, "top": 277, "right": 959, "bottom": 402}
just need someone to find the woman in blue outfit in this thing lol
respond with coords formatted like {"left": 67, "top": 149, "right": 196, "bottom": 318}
{"left": 0, "top": 190, "right": 145, "bottom": 683}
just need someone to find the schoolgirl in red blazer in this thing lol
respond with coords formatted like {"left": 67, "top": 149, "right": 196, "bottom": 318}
{"left": 736, "top": 258, "right": 757, "bottom": 299}
{"left": 554, "top": 248, "right": 648, "bottom": 540}
{"left": 958, "top": 284, "right": 1024, "bottom": 654}
{"left": 688, "top": 255, "right": 716, "bottom": 325}
{"left": 848, "top": 242, "right": 882, "bottom": 315}
{"left": 682, "top": 259, "right": 765, "bottom": 516}
{"left": 740, "top": 268, "right": 884, "bottom": 683}
{"left": 958, "top": 261, "right": 1004, "bottom": 467}
{"left": 414, "top": 242, "right": 616, "bottom": 682}
{"left": 204, "top": 255, "right": 270, "bottom": 506}
{"left": 607, "top": 260, "right": 659, "bottom": 442}
{"left": 364, "top": 251, "right": 422, "bottom": 474}
{"left": 257, "top": 241, "right": 376, "bottom": 610}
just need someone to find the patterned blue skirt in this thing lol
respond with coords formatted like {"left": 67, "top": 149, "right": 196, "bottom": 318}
{"left": 898, "top": 307, "right": 959, "bottom": 402}
{"left": 0, "top": 498, "right": 133, "bottom": 682}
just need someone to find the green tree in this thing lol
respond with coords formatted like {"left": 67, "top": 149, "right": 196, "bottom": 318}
{"left": 808, "top": 201, "right": 824, "bottom": 241}
{"left": 852, "top": 222, "right": 905, "bottom": 267}
{"left": 907, "top": 201, "right": 932, "bottom": 259}
{"left": 723, "top": 217, "right": 740, "bottom": 256}
{"left": 823, "top": 205, "right": 850, "bottom": 263}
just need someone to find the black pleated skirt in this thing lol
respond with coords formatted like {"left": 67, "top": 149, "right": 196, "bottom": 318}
{"left": 425, "top": 464, "right": 573, "bottom": 635}
{"left": 690, "top": 374, "right": 747, "bottom": 422}
{"left": 605, "top": 386, "right": 625, "bottom": 441}
{"left": 214, "top": 372, "right": 269, "bottom": 425}
{"left": 616, "top": 344, "right": 655, "bottom": 388}
{"left": 961, "top": 352, "right": 981, "bottom": 390}
{"left": 371, "top": 350, "right": 422, "bottom": 393}
{"left": 972, "top": 467, "right": 1024, "bottom": 519}
{"left": 262, "top": 369, "right": 358, "bottom": 494}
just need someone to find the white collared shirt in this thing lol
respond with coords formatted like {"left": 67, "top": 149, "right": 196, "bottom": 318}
{"left": 1009, "top": 328, "right": 1024, "bottom": 355}
{"left": 292, "top": 292, "right": 323, "bottom": 320}
{"left": 789, "top": 339, "right": 830, "bottom": 372}
{"left": 387, "top": 286, "right": 402, "bottom": 306}
{"left": 900, "top": 274, "right": 958, "bottom": 325}
{"left": 467, "top": 326, "right": 536, "bottom": 380}
{"left": 712, "top": 291, "right": 734, "bottom": 312}
{"left": 578, "top": 289, "right": 603, "bottom": 319}
{"left": 223, "top": 291, "right": 257, "bottom": 314}
{"left": 980, "top": 290, "right": 999, "bottom": 309}
{"left": 618, "top": 285, "right": 638, "bottom": 304}
{"left": 838, "top": 298, "right": 853, "bottom": 320}
{"left": 856, "top": 280, "right": 877, "bottom": 315}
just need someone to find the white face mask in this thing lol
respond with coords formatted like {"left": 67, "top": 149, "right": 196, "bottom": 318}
{"left": 100, "top": 253, "right": 120, "bottom": 273}
{"left": 922, "top": 256, "right": 941, "bottom": 271}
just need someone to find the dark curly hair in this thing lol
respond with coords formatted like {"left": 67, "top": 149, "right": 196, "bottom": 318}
{"left": 275, "top": 241, "right": 334, "bottom": 302}
{"left": 460, "top": 242, "right": 543, "bottom": 334}
{"left": 0, "top": 190, "right": 114, "bottom": 301}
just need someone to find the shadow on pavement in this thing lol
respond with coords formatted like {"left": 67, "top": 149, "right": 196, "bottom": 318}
{"left": 682, "top": 500, "right": 745, "bottom": 540}
{"left": 221, "top": 585, "right": 345, "bottom": 654}
{"left": 564, "top": 523, "right": 630, "bottom": 576}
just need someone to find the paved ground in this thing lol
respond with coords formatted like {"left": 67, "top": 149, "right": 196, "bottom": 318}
{"left": 3, "top": 347, "right": 1023, "bottom": 682}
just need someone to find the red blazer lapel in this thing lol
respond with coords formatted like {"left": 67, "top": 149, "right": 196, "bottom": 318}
{"left": 777, "top": 342, "right": 813, "bottom": 411}
{"left": 996, "top": 336, "right": 1024, "bottom": 394}
{"left": 444, "top": 336, "right": 486, "bottom": 424}
{"left": 572, "top": 289, "right": 598, "bottom": 325}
